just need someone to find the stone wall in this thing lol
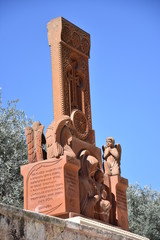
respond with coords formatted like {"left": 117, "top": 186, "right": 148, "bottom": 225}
{"left": 0, "top": 203, "right": 149, "bottom": 240}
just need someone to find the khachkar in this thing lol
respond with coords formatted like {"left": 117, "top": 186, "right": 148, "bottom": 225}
{"left": 21, "top": 17, "right": 129, "bottom": 231}
{"left": 47, "top": 17, "right": 95, "bottom": 144}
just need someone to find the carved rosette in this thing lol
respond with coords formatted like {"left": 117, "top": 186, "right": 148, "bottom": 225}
{"left": 81, "top": 37, "right": 90, "bottom": 55}
{"left": 72, "top": 31, "right": 80, "bottom": 48}
{"left": 71, "top": 109, "right": 89, "bottom": 140}
{"left": 61, "top": 26, "right": 71, "bottom": 44}
{"left": 61, "top": 19, "right": 90, "bottom": 57}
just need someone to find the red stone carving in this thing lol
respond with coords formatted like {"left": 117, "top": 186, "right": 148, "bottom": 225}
{"left": 71, "top": 109, "right": 89, "bottom": 140}
{"left": 102, "top": 137, "right": 121, "bottom": 175}
{"left": 21, "top": 17, "right": 129, "bottom": 231}
{"left": 79, "top": 150, "right": 99, "bottom": 218}
{"left": 94, "top": 169, "right": 111, "bottom": 223}
{"left": 72, "top": 32, "right": 80, "bottom": 48}
{"left": 21, "top": 156, "right": 80, "bottom": 216}
{"left": 25, "top": 122, "right": 46, "bottom": 163}
{"left": 46, "top": 116, "right": 76, "bottom": 159}
{"left": 47, "top": 17, "right": 95, "bottom": 144}
{"left": 106, "top": 175, "right": 129, "bottom": 230}
{"left": 60, "top": 19, "right": 90, "bottom": 57}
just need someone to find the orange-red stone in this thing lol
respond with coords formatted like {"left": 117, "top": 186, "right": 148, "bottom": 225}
{"left": 21, "top": 156, "right": 80, "bottom": 215}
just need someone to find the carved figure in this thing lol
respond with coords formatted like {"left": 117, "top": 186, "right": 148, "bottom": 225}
{"left": 25, "top": 122, "right": 46, "bottom": 163}
{"left": 60, "top": 120, "right": 76, "bottom": 158}
{"left": 45, "top": 121, "right": 63, "bottom": 159}
{"left": 102, "top": 137, "right": 121, "bottom": 175}
{"left": 94, "top": 169, "right": 111, "bottom": 223}
{"left": 46, "top": 116, "right": 76, "bottom": 159}
{"left": 79, "top": 150, "right": 99, "bottom": 218}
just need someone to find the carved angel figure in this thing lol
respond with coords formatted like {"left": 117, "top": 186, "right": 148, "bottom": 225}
{"left": 25, "top": 121, "right": 46, "bottom": 163}
{"left": 102, "top": 137, "right": 121, "bottom": 175}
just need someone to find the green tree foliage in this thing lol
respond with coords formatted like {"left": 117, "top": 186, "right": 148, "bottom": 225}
{"left": 127, "top": 183, "right": 160, "bottom": 240}
{"left": 0, "top": 90, "right": 32, "bottom": 207}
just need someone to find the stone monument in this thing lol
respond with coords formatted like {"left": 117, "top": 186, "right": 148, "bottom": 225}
{"left": 21, "top": 17, "right": 129, "bottom": 231}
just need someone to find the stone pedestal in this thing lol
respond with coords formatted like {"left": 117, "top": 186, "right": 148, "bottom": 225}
{"left": 0, "top": 204, "right": 149, "bottom": 240}
{"left": 21, "top": 156, "right": 80, "bottom": 216}
{"left": 104, "top": 175, "right": 129, "bottom": 230}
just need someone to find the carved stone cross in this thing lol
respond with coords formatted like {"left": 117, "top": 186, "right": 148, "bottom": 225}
{"left": 47, "top": 17, "right": 95, "bottom": 144}
{"left": 66, "top": 59, "right": 82, "bottom": 110}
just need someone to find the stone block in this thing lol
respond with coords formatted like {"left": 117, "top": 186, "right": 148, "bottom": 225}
{"left": 21, "top": 156, "right": 80, "bottom": 216}
{"left": 110, "top": 175, "right": 129, "bottom": 230}
{"left": 0, "top": 203, "right": 149, "bottom": 240}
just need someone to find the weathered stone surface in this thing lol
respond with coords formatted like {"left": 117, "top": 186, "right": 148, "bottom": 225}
{"left": 22, "top": 17, "right": 129, "bottom": 231}
{"left": 104, "top": 174, "right": 129, "bottom": 230}
{"left": 0, "top": 203, "right": 149, "bottom": 240}
{"left": 25, "top": 121, "right": 46, "bottom": 163}
{"left": 47, "top": 17, "right": 95, "bottom": 144}
{"left": 21, "top": 156, "right": 80, "bottom": 216}
{"left": 102, "top": 137, "right": 121, "bottom": 176}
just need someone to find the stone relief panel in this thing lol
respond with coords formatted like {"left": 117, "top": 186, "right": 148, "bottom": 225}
{"left": 24, "top": 118, "right": 129, "bottom": 228}
{"left": 71, "top": 109, "right": 89, "bottom": 140}
{"left": 79, "top": 150, "right": 111, "bottom": 222}
{"left": 61, "top": 44, "right": 92, "bottom": 131}
{"left": 61, "top": 18, "right": 90, "bottom": 57}
{"left": 25, "top": 122, "right": 46, "bottom": 163}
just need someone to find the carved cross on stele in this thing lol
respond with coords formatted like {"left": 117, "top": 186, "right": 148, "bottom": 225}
{"left": 66, "top": 59, "right": 82, "bottom": 112}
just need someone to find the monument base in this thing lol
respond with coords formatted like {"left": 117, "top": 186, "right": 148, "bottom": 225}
{"left": 0, "top": 203, "right": 149, "bottom": 240}
{"left": 55, "top": 211, "right": 80, "bottom": 219}
{"left": 104, "top": 174, "right": 129, "bottom": 230}
{"left": 21, "top": 156, "right": 80, "bottom": 216}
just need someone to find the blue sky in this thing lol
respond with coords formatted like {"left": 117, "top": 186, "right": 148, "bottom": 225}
{"left": 0, "top": 0, "right": 160, "bottom": 191}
